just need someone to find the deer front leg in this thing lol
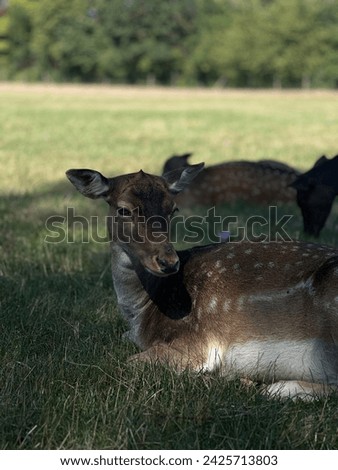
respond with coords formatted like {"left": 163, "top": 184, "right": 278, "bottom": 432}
{"left": 128, "top": 344, "right": 200, "bottom": 373}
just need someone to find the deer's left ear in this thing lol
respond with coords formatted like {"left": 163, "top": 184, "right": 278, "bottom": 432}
{"left": 163, "top": 162, "right": 204, "bottom": 194}
{"left": 66, "top": 169, "right": 110, "bottom": 199}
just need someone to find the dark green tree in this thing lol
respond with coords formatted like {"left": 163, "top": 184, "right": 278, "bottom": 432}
{"left": 182, "top": 0, "right": 233, "bottom": 86}
{"left": 7, "top": 0, "right": 38, "bottom": 78}
{"left": 265, "top": 0, "right": 335, "bottom": 87}
{"left": 94, "top": 0, "right": 198, "bottom": 84}
{"left": 32, "top": 0, "right": 101, "bottom": 81}
{"left": 2, "top": 0, "right": 338, "bottom": 87}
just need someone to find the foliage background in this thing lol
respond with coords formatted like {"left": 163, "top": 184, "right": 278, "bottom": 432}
{"left": 1, "top": 0, "right": 338, "bottom": 88}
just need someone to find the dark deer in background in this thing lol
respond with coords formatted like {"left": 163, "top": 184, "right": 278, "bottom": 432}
{"left": 290, "top": 155, "right": 338, "bottom": 238}
{"left": 67, "top": 164, "right": 338, "bottom": 401}
{"left": 162, "top": 153, "right": 300, "bottom": 207}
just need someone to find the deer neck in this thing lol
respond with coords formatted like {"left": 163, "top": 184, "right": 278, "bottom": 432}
{"left": 110, "top": 244, "right": 192, "bottom": 341}
{"left": 110, "top": 244, "right": 152, "bottom": 324}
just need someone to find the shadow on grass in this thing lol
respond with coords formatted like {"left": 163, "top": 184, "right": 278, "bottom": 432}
{"left": 1, "top": 182, "right": 338, "bottom": 449}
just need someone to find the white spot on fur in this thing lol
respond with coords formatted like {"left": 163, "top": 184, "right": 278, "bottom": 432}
{"left": 219, "top": 267, "right": 227, "bottom": 274}
{"left": 215, "top": 260, "right": 222, "bottom": 268}
{"left": 268, "top": 262, "right": 275, "bottom": 268}
{"left": 223, "top": 300, "right": 231, "bottom": 312}
{"left": 207, "top": 271, "right": 213, "bottom": 277}
{"left": 227, "top": 253, "right": 235, "bottom": 259}
{"left": 254, "top": 262, "right": 263, "bottom": 269}
{"left": 209, "top": 297, "right": 217, "bottom": 311}
{"left": 245, "top": 249, "right": 253, "bottom": 254}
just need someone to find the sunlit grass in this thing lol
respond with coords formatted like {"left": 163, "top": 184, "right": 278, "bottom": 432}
{"left": 1, "top": 84, "right": 338, "bottom": 449}
{"left": 1, "top": 84, "right": 338, "bottom": 191}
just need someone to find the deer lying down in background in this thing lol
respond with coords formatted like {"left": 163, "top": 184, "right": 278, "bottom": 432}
{"left": 162, "top": 153, "right": 300, "bottom": 207}
{"left": 66, "top": 164, "right": 338, "bottom": 401}
{"left": 290, "top": 155, "right": 338, "bottom": 238}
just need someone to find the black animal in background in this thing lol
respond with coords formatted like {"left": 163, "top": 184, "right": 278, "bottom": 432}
{"left": 290, "top": 155, "right": 338, "bottom": 237}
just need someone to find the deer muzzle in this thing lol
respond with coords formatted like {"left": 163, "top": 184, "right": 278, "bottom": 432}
{"left": 156, "top": 256, "right": 180, "bottom": 275}
{"left": 143, "top": 243, "right": 180, "bottom": 276}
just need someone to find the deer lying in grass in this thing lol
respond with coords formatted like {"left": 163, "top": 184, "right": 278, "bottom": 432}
{"left": 66, "top": 164, "right": 338, "bottom": 401}
{"left": 291, "top": 155, "right": 338, "bottom": 238}
{"left": 162, "top": 153, "right": 299, "bottom": 207}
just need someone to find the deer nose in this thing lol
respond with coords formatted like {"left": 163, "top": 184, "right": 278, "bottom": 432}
{"left": 156, "top": 256, "right": 180, "bottom": 274}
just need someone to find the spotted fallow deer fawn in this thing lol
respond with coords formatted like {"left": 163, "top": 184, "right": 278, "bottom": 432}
{"left": 162, "top": 153, "right": 299, "bottom": 207}
{"left": 66, "top": 164, "right": 338, "bottom": 401}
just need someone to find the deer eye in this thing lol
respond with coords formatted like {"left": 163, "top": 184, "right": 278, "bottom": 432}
{"left": 117, "top": 207, "right": 132, "bottom": 217}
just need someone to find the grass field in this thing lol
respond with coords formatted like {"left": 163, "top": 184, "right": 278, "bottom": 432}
{"left": 1, "top": 83, "right": 338, "bottom": 450}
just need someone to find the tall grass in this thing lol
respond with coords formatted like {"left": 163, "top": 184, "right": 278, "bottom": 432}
{"left": 1, "top": 84, "right": 338, "bottom": 449}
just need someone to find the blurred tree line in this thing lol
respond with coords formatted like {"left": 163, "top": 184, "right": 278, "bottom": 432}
{"left": 1, "top": 0, "right": 338, "bottom": 88}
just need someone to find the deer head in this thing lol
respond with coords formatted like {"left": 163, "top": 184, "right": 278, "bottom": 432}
{"left": 290, "top": 155, "right": 338, "bottom": 237}
{"left": 66, "top": 163, "right": 204, "bottom": 276}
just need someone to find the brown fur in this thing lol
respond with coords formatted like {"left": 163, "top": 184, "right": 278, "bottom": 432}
{"left": 163, "top": 155, "right": 299, "bottom": 207}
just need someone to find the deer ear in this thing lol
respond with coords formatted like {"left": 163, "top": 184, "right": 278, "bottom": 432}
{"left": 66, "top": 169, "right": 110, "bottom": 199}
{"left": 314, "top": 155, "right": 328, "bottom": 167}
{"left": 162, "top": 152, "right": 193, "bottom": 174}
{"left": 163, "top": 162, "right": 204, "bottom": 194}
{"left": 180, "top": 152, "right": 193, "bottom": 161}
